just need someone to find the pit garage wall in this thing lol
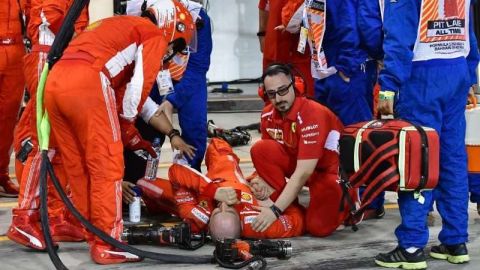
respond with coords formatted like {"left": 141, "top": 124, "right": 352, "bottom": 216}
{"left": 113, "top": 0, "right": 263, "bottom": 82}
{"left": 89, "top": 0, "right": 114, "bottom": 22}
{"left": 206, "top": 0, "right": 263, "bottom": 82}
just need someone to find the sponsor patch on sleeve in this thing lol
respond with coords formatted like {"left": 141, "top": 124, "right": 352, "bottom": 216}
{"left": 191, "top": 208, "right": 209, "bottom": 224}
{"left": 279, "top": 216, "right": 292, "bottom": 231}
{"left": 244, "top": 215, "right": 258, "bottom": 225}
{"left": 175, "top": 197, "right": 194, "bottom": 204}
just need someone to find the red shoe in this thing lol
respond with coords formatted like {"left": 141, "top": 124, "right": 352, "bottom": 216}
{"left": 7, "top": 209, "right": 58, "bottom": 251}
{"left": 90, "top": 242, "right": 143, "bottom": 265}
{"left": 0, "top": 174, "right": 19, "bottom": 197}
{"left": 50, "top": 214, "right": 85, "bottom": 242}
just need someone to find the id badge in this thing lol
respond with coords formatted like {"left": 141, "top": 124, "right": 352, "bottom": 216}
{"left": 156, "top": 70, "right": 174, "bottom": 96}
{"left": 297, "top": 27, "right": 308, "bottom": 54}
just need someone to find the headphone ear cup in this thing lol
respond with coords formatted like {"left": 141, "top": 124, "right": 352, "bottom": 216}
{"left": 294, "top": 76, "right": 305, "bottom": 95}
{"left": 258, "top": 84, "right": 268, "bottom": 102}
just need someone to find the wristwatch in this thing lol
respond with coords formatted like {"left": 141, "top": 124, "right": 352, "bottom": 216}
{"left": 270, "top": 204, "right": 282, "bottom": 218}
{"left": 167, "top": 128, "right": 181, "bottom": 140}
{"left": 379, "top": 90, "right": 395, "bottom": 100}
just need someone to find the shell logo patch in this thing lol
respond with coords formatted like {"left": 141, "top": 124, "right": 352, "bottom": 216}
{"left": 241, "top": 192, "right": 253, "bottom": 204}
{"left": 86, "top": 20, "right": 102, "bottom": 31}
{"left": 179, "top": 12, "right": 186, "bottom": 20}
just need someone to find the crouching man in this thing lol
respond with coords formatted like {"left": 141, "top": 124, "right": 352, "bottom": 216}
{"left": 250, "top": 63, "right": 359, "bottom": 237}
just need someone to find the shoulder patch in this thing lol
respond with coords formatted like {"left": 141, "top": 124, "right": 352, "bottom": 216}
{"left": 324, "top": 130, "right": 340, "bottom": 153}
{"left": 198, "top": 200, "right": 209, "bottom": 209}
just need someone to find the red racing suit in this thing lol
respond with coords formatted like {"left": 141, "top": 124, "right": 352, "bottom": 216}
{"left": 137, "top": 177, "right": 178, "bottom": 217}
{"left": 44, "top": 15, "right": 170, "bottom": 245}
{"left": 167, "top": 138, "right": 305, "bottom": 239}
{"left": 0, "top": 0, "right": 26, "bottom": 184}
{"left": 14, "top": 0, "right": 89, "bottom": 219}
{"left": 258, "top": 0, "right": 313, "bottom": 96}
{"left": 251, "top": 96, "right": 359, "bottom": 237}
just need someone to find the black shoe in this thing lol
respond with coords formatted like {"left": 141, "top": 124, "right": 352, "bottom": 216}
{"left": 219, "top": 128, "right": 251, "bottom": 146}
{"left": 430, "top": 243, "right": 469, "bottom": 264}
{"left": 363, "top": 206, "right": 385, "bottom": 220}
{"left": 375, "top": 246, "right": 427, "bottom": 269}
{"left": 207, "top": 120, "right": 251, "bottom": 146}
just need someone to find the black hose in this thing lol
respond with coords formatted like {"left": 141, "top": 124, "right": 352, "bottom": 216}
{"left": 39, "top": 151, "right": 67, "bottom": 270}
{"left": 39, "top": 0, "right": 212, "bottom": 266}
{"left": 45, "top": 158, "right": 212, "bottom": 264}
{"left": 38, "top": 0, "right": 90, "bottom": 268}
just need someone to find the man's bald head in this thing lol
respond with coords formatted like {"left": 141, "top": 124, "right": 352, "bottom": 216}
{"left": 209, "top": 203, "right": 241, "bottom": 241}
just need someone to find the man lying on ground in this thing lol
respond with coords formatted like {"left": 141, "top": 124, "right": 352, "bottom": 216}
{"left": 124, "top": 138, "right": 305, "bottom": 240}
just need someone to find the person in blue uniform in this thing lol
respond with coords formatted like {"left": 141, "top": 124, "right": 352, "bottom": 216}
{"left": 468, "top": 0, "right": 480, "bottom": 218}
{"left": 357, "top": 0, "right": 383, "bottom": 113}
{"left": 356, "top": 0, "right": 386, "bottom": 219}
{"left": 153, "top": 7, "right": 213, "bottom": 171}
{"left": 375, "top": 0, "right": 478, "bottom": 268}
{"left": 313, "top": 0, "right": 372, "bottom": 126}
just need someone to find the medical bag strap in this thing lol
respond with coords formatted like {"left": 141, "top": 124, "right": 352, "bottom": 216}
{"left": 349, "top": 140, "right": 399, "bottom": 187}
{"left": 338, "top": 167, "right": 360, "bottom": 232}
{"left": 412, "top": 124, "right": 429, "bottom": 191}
{"left": 355, "top": 166, "right": 400, "bottom": 214}
{"left": 338, "top": 135, "right": 398, "bottom": 214}
{"left": 338, "top": 167, "right": 355, "bottom": 213}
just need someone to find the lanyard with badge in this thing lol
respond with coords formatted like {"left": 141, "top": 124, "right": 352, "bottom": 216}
{"left": 156, "top": 69, "right": 174, "bottom": 96}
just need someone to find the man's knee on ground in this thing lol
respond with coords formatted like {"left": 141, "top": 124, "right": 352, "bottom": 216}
{"left": 250, "top": 139, "right": 275, "bottom": 163}
{"left": 306, "top": 216, "right": 339, "bottom": 237}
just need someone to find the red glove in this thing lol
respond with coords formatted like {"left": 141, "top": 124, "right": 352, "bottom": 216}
{"left": 119, "top": 117, "right": 157, "bottom": 158}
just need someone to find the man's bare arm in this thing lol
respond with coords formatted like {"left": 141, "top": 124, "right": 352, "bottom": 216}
{"left": 251, "top": 159, "right": 317, "bottom": 232}
{"left": 274, "top": 159, "right": 318, "bottom": 211}
{"left": 148, "top": 109, "right": 196, "bottom": 159}
{"left": 258, "top": 9, "right": 268, "bottom": 53}
{"left": 148, "top": 109, "right": 173, "bottom": 134}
